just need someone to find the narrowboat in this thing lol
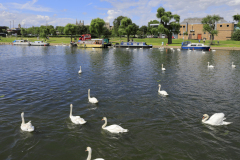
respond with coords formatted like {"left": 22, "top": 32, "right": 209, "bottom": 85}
{"left": 30, "top": 41, "right": 49, "bottom": 46}
{"left": 114, "top": 42, "right": 152, "bottom": 48}
{"left": 13, "top": 40, "right": 30, "bottom": 45}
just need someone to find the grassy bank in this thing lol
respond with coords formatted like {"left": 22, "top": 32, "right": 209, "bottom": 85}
{"left": 1, "top": 36, "right": 240, "bottom": 47}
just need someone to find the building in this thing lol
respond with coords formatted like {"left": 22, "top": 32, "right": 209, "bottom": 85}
{"left": 178, "top": 17, "right": 234, "bottom": 40}
{"left": 104, "top": 22, "right": 113, "bottom": 30}
{"left": 76, "top": 19, "right": 84, "bottom": 26}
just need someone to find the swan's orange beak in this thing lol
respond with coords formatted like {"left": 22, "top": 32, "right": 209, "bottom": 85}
{"left": 202, "top": 117, "right": 205, "bottom": 119}
{"left": 102, "top": 119, "right": 104, "bottom": 120}
{"left": 85, "top": 150, "right": 87, "bottom": 151}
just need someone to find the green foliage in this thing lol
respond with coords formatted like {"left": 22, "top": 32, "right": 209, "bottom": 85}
{"left": 156, "top": 7, "right": 180, "bottom": 44}
{"left": 113, "top": 16, "right": 126, "bottom": 36}
{"left": 233, "top": 14, "right": 240, "bottom": 22}
{"left": 20, "top": 28, "right": 26, "bottom": 37}
{"left": 151, "top": 28, "right": 158, "bottom": 35}
{"left": 102, "top": 27, "right": 111, "bottom": 38}
{"left": 201, "top": 15, "right": 220, "bottom": 43}
{"left": 118, "top": 17, "right": 134, "bottom": 42}
{"left": 139, "top": 26, "right": 148, "bottom": 35}
{"left": 89, "top": 18, "right": 105, "bottom": 38}
{"left": 64, "top": 23, "right": 76, "bottom": 42}
{"left": 147, "top": 20, "right": 159, "bottom": 34}
{"left": 131, "top": 23, "right": 139, "bottom": 37}
{"left": 56, "top": 26, "right": 64, "bottom": 35}
{"left": 39, "top": 29, "right": 47, "bottom": 40}
{"left": 76, "top": 25, "right": 87, "bottom": 35}
{"left": 183, "top": 31, "right": 188, "bottom": 35}
{"left": 231, "top": 30, "right": 240, "bottom": 41}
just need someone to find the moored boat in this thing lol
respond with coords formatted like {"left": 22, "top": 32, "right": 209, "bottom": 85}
{"left": 114, "top": 42, "right": 152, "bottom": 48}
{"left": 181, "top": 41, "right": 210, "bottom": 50}
{"left": 77, "top": 39, "right": 104, "bottom": 48}
{"left": 13, "top": 40, "right": 30, "bottom": 45}
{"left": 30, "top": 41, "right": 49, "bottom": 46}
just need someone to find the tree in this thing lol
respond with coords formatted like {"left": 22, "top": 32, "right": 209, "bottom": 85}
{"left": 64, "top": 23, "right": 76, "bottom": 42}
{"left": 119, "top": 17, "right": 134, "bottom": 42}
{"left": 201, "top": 15, "right": 220, "bottom": 44}
{"left": 231, "top": 30, "right": 240, "bottom": 41}
{"left": 50, "top": 28, "right": 56, "bottom": 36}
{"left": 89, "top": 18, "right": 105, "bottom": 38}
{"left": 113, "top": 16, "right": 126, "bottom": 37}
{"left": 147, "top": 20, "right": 159, "bottom": 35}
{"left": 76, "top": 25, "right": 87, "bottom": 35}
{"left": 131, "top": 23, "right": 139, "bottom": 37}
{"left": 21, "top": 28, "right": 26, "bottom": 37}
{"left": 151, "top": 28, "right": 158, "bottom": 35}
{"left": 40, "top": 29, "right": 47, "bottom": 40}
{"left": 156, "top": 7, "right": 180, "bottom": 44}
{"left": 139, "top": 25, "right": 148, "bottom": 36}
{"left": 56, "top": 26, "right": 64, "bottom": 35}
{"left": 233, "top": 14, "right": 240, "bottom": 27}
{"left": 102, "top": 27, "right": 112, "bottom": 38}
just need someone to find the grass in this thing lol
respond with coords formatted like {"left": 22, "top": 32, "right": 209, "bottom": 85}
{"left": 1, "top": 36, "right": 240, "bottom": 47}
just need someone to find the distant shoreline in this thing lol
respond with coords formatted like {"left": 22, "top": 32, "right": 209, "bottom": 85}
{"left": 1, "top": 42, "right": 240, "bottom": 50}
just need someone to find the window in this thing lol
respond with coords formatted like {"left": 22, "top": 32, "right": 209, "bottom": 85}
{"left": 183, "top": 26, "right": 185, "bottom": 28}
{"left": 227, "top": 25, "right": 229, "bottom": 27}
{"left": 179, "top": 33, "right": 181, "bottom": 35}
{"left": 204, "top": 32, "right": 206, "bottom": 34}
{"left": 180, "top": 26, "right": 182, "bottom": 28}
{"left": 220, "top": 25, "right": 222, "bottom": 27}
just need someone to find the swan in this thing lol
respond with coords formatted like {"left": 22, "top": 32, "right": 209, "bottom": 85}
{"left": 170, "top": 48, "right": 173, "bottom": 50}
{"left": 78, "top": 66, "right": 82, "bottom": 74}
{"left": 202, "top": 50, "right": 205, "bottom": 54}
{"left": 202, "top": 113, "right": 232, "bottom": 125}
{"left": 88, "top": 89, "right": 98, "bottom": 103}
{"left": 177, "top": 48, "right": 181, "bottom": 51}
{"left": 162, "top": 64, "right": 166, "bottom": 71}
{"left": 126, "top": 47, "right": 129, "bottom": 50}
{"left": 212, "top": 50, "right": 216, "bottom": 51}
{"left": 140, "top": 47, "right": 143, "bottom": 49}
{"left": 86, "top": 147, "right": 104, "bottom": 160}
{"left": 232, "top": 62, "right": 236, "bottom": 68}
{"left": 102, "top": 117, "right": 128, "bottom": 133}
{"left": 208, "top": 62, "right": 214, "bottom": 68}
{"left": 20, "top": 112, "right": 34, "bottom": 132}
{"left": 158, "top": 84, "right": 168, "bottom": 96}
{"left": 92, "top": 48, "right": 95, "bottom": 49}
{"left": 69, "top": 104, "right": 86, "bottom": 124}
{"left": 150, "top": 48, "right": 152, "bottom": 49}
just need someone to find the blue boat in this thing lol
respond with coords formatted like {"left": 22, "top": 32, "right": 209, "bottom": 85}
{"left": 115, "top": 42, "right": 152, "bottom": 48}
{"left": 181, "top": 41, "right": 210, "bottom": 50}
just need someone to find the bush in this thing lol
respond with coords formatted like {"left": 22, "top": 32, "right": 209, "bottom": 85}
{"left": 231, "top": 30, "right": 240, "bottom": 41}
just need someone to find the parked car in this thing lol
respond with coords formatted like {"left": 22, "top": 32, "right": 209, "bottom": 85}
{"left": 172, "top": 36, "right": 175, "bottom": 39}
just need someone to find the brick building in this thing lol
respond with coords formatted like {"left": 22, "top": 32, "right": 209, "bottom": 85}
{"left": 178, "top": 17, "right": 234, "bottom": 40}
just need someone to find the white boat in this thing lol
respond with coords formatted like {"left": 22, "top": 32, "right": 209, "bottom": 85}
{"left": 30, "top": 41, "right": 49, "bottom": 46}
{"left": 13, "top": 40, "right": 30, "bottom": 45}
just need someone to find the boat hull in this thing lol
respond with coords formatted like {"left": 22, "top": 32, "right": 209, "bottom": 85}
{"left": 115, "top": 45, "right": 152, "bottom": 48}
{"left": 30, "top": 43, "right": 49, "bottom": 46}
{"left": 77, "top": 43, "right": 103, "bottom": 48}
{"left": 181, "top": 46, "right": 210, "bottom": 50}
{"left": 13, "top": 42, "right": 30, "bottom": 46}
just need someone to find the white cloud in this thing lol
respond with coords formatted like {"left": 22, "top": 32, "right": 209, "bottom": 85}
{"left": 0, "top": 11, "right": 75, "bottom": 27}
{"left": 82, "top": 12, "right": 87, "bottom": 15}
{"left": 0, "top": 3, "right": 7, "bottom": 10}
{"left": 10, "top": 0, "right": 52, "bottom": 12}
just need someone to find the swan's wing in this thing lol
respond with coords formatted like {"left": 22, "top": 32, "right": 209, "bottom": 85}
{"left": 71, "top": 116, "right": 86, "bottom": 124}
{"left": 94, "top": 159, "right": 104, "bottom": 160}
{"left": 208, "top": 113, "right": 225, "bottom": 125}
{"left": 104, "top": 124, "right": 127, "bottom": 133}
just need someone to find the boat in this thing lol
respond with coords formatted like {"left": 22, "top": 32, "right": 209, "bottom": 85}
{"left": 30, "top": 41, "right": 49, "bottom": 46}
{"left": 12, "top": 40, "right": 30, "bottom": 45}
{"left": 114, "top": 42, "right": 152, "bottom": 48}
{"left": 181, "top": 41, "right": 210, "bottom": 50}
{"left": 77, "top": 39, "right": 105, "bottom": 48}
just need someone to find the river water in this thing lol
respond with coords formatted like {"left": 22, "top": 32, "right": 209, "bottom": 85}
{"left": 0, "top": 45, "right": 240, "bottom": 160}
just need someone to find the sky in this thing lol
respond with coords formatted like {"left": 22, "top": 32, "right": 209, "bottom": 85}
{"left": 0, "top": 0, "right": 240, "bottom": 28}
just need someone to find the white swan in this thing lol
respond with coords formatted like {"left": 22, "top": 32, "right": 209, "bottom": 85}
{"left": 212, "top": 50, "right": 216, "bottom": 52}
{"left": 202, "top": 113, "right": 232, "bottom": 126}
{"left": 126, "top": 47, "right": 129, "bottom": 50}
{"left": 232, "top": 62, "right": 236, "bottom": 68}
{"left": 150, "top": 48, "right": 152, "bottom": 49}
{"left": 177, "top": 48, "right": 181, "bottom": 51}
{"left": 88, "top": 89, "right": 98, "bottom": 103}
{"left": 78, "top": 66, "right": 82, "bottom": 74}
{"left": 86, "top": 147, "right": 104, "bottom": 160}
{"left": 208, "top": 62, "right": 214, "bottom": 68}
{"left": 20, "top": 112, "right": 34, "bottom": 132}
{"left": 102, "top": 117, "right": 128, "bottom": 133}
{"left": 158, "top": 84, "right": 168, "bottom": 96}
{"left": 92, "top": 48, "right": 95, "bottom": 50}
{"left": 202, "top": 50, "right": 205, "bottom": 54}
{"left": 162, "top": 64, "right": 166, "bottom": 71}
{"left": 69, "top": 104, "right": 86, "bottom": 124}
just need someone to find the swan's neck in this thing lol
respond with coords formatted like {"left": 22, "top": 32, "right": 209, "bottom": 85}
{"left": 158, "top": 85, "right": 161, "bottom": 92}
{"left": 70, "top": 106, "right": 73, "bottom": 117}
{"left": 21, "top": 114, "right": 25, "bottom": 124}
{"left": 88, "top": 90, "right": 90, "bottom": 99}
{"left": 87, "top": 149, "right": 92, "bottom": 160}
{"left": 202, "top": 115, "right": 209, "bottom": 122}
{"left": 208, "top": 63, "right": 209, "bottom": 67}
{"left": 102, "top": 119, "right": 107, "bottom": 129}
{"left": 162, "top": 64, "right": 163, "bottom": 68}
